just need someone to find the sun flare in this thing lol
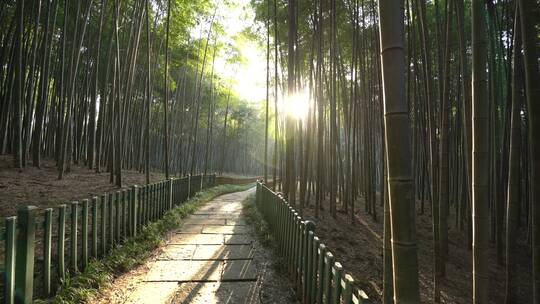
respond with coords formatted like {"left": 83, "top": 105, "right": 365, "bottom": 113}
{"left": 284, "top": 90, "right": 310, "bottom": 120}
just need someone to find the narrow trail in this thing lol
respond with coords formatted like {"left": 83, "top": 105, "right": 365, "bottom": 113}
{"left": 93, "top": 189, "right": 295, "bottom": 304}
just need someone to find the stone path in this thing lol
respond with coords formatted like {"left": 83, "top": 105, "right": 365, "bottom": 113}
{"left": 94, "top": 188, "right": 297, "bottom": 304}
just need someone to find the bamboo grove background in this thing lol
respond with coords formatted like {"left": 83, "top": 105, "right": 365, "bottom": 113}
{"left": 250, "top": 0, "right": 539, "bottom": 302}
{"left": 0, "top": 0, "right": 268, "bottom": 186}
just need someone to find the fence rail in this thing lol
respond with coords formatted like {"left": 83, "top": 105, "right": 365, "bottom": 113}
{"left": 256, "top": 182, "right": 371, "bottom": 304}
{"left": 1, "top": 174, "right": 216, "bottom": 304}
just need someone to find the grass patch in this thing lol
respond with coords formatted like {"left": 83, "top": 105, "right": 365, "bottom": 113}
{"left": 242, "top": 194, "right": 288, "bottom": 274}
{"left": 40, "top": 183, "right": 254, "bottom": 304}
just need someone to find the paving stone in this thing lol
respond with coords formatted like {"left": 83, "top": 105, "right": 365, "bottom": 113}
{"left": 223, "top": 234, "right": 252, "bottom": 245}
{"left": 123, "top": 188, "right": 263, "bottom": 304}
{"left": 194, "top": 213, "right": 243, "bottom": 219}
{"left": 158, "top": 245, "right": 196, "bottom": 260}
{"left": 221, "top": 260, "right": 258, "bottom": 281}
{"left": 125, "top": 282, "right": 179, "bottom": 304}
{"left": 192, "top": 244, "right": 254, "bottom": 260}
{"left": 202, "top": 225, "right": 248, "bottom": 234}
{"left": 177, "top": 224, "right": 203, "bottom": 233}
{"left": 169, "top": 233, "right": 223, "bottom": 245}
{"left": 190, "top": 214, "right": 210, "bottom": 219}
{"left": 225, "top": 219, "right": 247, "bottom": 226}
{"left": 183, "top": 218, "right": 226, "bottom": 225}
{"left": 170, "top": 282, "right": 258, "bottom": 304}
{"left": 145, "top": 261, "right": 193, "bottom": 281}
{"left": 145, "top": 260, "right": 223, "bottom": 282}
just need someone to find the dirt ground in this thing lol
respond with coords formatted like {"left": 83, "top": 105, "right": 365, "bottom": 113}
{"left": 298, "top": 197, "right": 533, "bottom": 304}
{"left": 0, "top": 155, "right": 165, "bottom": 218}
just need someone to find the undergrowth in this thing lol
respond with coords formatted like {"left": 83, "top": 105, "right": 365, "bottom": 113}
{"left": 242, "top": 194, "right": 288, "bottom": 274}
{"left": 39, "top": 183, "right": 254, "bottom": 304}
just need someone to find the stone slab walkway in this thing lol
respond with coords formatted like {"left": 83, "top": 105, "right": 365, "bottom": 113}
{"left": 92, "top": 188, "right": 297, "bottom": 304}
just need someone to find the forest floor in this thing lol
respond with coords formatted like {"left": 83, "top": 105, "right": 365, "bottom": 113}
{"left": 299, "top": 196, "right": 533, "bottom": 304}
{"left": 0, "top": 155, "right": 165, "bottom": 218}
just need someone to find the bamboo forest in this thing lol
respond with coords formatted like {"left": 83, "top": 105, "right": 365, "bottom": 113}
{"left": 0, "top": 0, "right": 538, "bottom": 303}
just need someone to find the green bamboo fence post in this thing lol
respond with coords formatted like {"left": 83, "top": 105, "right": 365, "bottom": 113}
{"left": 159, "top": 181, "right": 168, "bottom": 219}
{"left": 293, "top": 216, "right": 301, "bottom": 289}
{"left": 286, "top": 206, "right": 291, "bottom": 272}
{"left": 261, "top": 185, "right": 265, "bottom": 217}
{"left": 331, "top": 262, "right": 343, "bottom": 304}
{"left": 43, "top": 208, "right": 53, "bottom": 296}
{"left": 263, "top": 186, "right": 267, "bottom": 217}
{"left": 153, "top": 183, "right": 156, "bottom": 221}
{"left": 182, "top": 179, "right": 186, "bottom": 202}
{"left": 268, "top": 189, "right": 272, "bottom": 223}
{"left": 299, "top": 218, "right": 306, "bottom": 294}
{"left": 144, "top": 186, "right": 148, "bottom": 225}
{"left": 304, "top": 223, "right": 315, "bottom": 303}
{"left": 149, "top": 184, "right": 153, "bottom": 221}
{"left": 82, "top": 199, "right": 89, "bottom": 270}
{"left": 120, "top": 190, "right": 125, "bottom": 240}
{"left": 108, "top": 192, "right": 114, "bottom": 248}
{"left": 171, "top": 179, "right": 175, "bottom": 206}
{"left": 132, "top": 185, "right": 138, "bottom": 237}
{"left": 156, "top": 183, "right": 160, "bottom": 218}
{"left": 273, "top": 191, "right": 278, "bottom": 229}
{"left": 317, "top": 243, "right": 327, "bottom": 304}
{"left": 92, "top": 197, "right": 98, "bottom": 257}
{"left": 275, "top": 193, "right": 280, "bottom": 248}
{"left": 127, "top": 189, "right": 132, "bottom": 237}
{"left": 101, "top": 194, "right": 107, "bottom": 256}
{"left": 58, "top": 204, "right": 66, "bottom": 281}
{"left": 287, "top": 207, "right": 294, "bottom": 273}
{"left": 311, "top": 236, "right": 320, "bottom": 302}
{"left": 289, "top": 207, "right": 295, "bottom": 271}
{"left": 115, "top": 191, "right": 121, "bottom": 243}
{"left": 291, "top": 213, "right": 297, "bottom": 285}
{"left": 282, "top": 197, "right": 287, "bottom": 243}
{"left": 15, "top": 206, "right": 37, "bottom": 303}
{"left": 256, "top": 182, "right": 259, "bottom": 199}
{"left": 160, "top": 182, "right": 164, "bottom": 216}
{"left": 70, "top": 202, "right": 79, "bottom": 273}
{"left": 256, "top": 183, "right": 259, "bottom": 205}
{"left": 5, "top": 217, "right": 16, "bottom": 304}
{"left": 278, "top": 195, "right": 285, "bottom": 255}
{"left": 147, "top": 185, "right": 150, "bottom": 223}
{"left": 147, "top": 185, "right": 151, "bottom": 222}
{"left": 342, "top": 274, "right": 354, "bottom": 304}
{"left": 138, "top": 186, "right": 142, "bottom": 229}
{"left": 151, "top": 184, "right": 154, "bottom": 221}
{"left": 169, "top": 178, "right": 173, "bottom": 210}
{"left": 174, "top": 179, "right": 178, "bottom": 204}
{"left": 187, "top": 175, "right": 191, "bottom": 198}
{"left": 159, "top": 182, "right": 162, "bottom": 216}
{"left": 152, "top": 183, "right": 156, "bottom": 221}
{"left": 298, "top": 221, "right": 305, "bottom": 295}
{"left": 140, "top": 186, "right": 144, "bottom": 227}
{"left": 120, "top": 190, "right": 125, "bottom": 239}
{"left": 136, "top": 186, "right": 140, "bottom": 233}
{"left": 159, "top": 183, "right": 162, "bottom": 217}
{"left": 122, "top": 190, "right": 127, "bottom": 240}
{"left": 163, "top": 181, "right": 167, "bottom": 214}
{"left": 323, "top": 251, "right": 335, "bottom": 303}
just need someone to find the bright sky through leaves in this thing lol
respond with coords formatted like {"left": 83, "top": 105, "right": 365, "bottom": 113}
{"left": 193, "top": 0, "right": 267, "bottom": 103}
